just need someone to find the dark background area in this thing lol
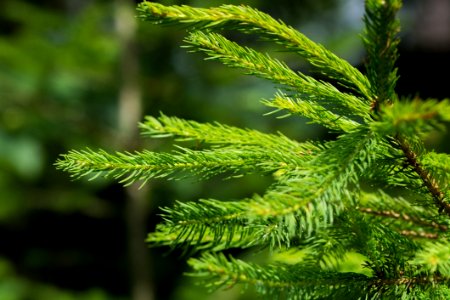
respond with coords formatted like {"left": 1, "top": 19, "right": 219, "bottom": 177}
{"left": 0, "top": 0, "right": 449, "bottom": 299}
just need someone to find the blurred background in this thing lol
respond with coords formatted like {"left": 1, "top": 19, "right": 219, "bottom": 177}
{"left": 0, "top": 0, "right": 449, "bottom": 299}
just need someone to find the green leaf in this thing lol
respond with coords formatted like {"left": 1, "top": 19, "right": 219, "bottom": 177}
{"left": 139, "top": 114, "right": 322, "bottom": 154}
{"left": 262, "top": 92, "right": 360, "bottom": 132}
{"left": 147, "top": 128, "right": 381, "bottom": 251}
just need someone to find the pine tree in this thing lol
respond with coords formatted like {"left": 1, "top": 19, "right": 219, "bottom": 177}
{"left": 56, "top": 0, "right": 450, "bottom": 298}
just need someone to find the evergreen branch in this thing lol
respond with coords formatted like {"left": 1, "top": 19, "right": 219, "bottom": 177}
{"left": 359, "top": 207, "right": 447, "bottom": 234}
{"left": 396, "top": 136, "right": 450, "bottom": 216}
{"left": 130, "top": 131, "right": 378, "bottom": 252}
{"left": 147, "top": 222, "right": 255, "bottom": 252}
{"left": 361, "top": 146, "right": 425, "bottom": 190}
{"left": 372, "top": 98, "right": 450, "bottom": 137}
{"left": 297, "top": 212, "right": 371, "bottom": 271}
{"left": 368, "top": 275, "right": 450, "bottom": 299}
{"left": 345, "top": 209, "right": 420, "bottom": 281}
{"left": 358, "top": 191, "right": 449, "bottom": 233}
{"left": 147, "top": 193, "right": 313, "bottom": 251}
{"left": 148, "top": 199, "right": 256, "bottom": 251}
{"left": 188, "top": 253, "right": 370, "bottom": 299}
{"left": 139, "top": 114, "right": 321, "bottom": 155}
{"left": 148, "top": 194, "right": 322, "bottom": 251}
{"left": 262, "top": 92, "right": 360, "bottom": 132}
{"left": 371, "top": 275, "right": 449, "bottom": 286}
{"left": 357, "top": 197, "right": 444, "bottom": 240}
{"left": 190, "top": 253, "right": 450, "bottom": 298}
{"left": 420, "top": 152, "right": 450, "bottom": 188}
{"left": 363, "top": 0, "right": 402, "bottom": 111}
{"left": 369, "top": 98, "right": 450, "bottom": 215}
{"left": 55, "top": 146, "right": 305, "bottom": 185}
{"left": 245, "top": 129, "right": 380, "bottom": 244}
{"left": 148, "top": 127, "right": 378, "bottom": 251}
{"left": 137, "top": 1, "right": 373, "bottom": 99}
{"left": 184, "top": 31, "right": 369, "bottom": 119}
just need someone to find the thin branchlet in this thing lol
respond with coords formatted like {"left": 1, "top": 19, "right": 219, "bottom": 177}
{"left": 137, "top": 1, "right": 373, "bottom": 99}
{"left": 396, "top": 135, "right": 450, "bottom": 216}
{"left": 358, "top": 207, "right": 448, "bottom": 232}
{"left": 364, "top": 0, "right": 402, "bottom": 112}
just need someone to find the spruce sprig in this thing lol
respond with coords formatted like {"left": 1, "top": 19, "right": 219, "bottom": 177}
{"left": 137, "top": 2, "right": 373, "bottom": 99}
{"left": 184, "top": 31, "right": 369, "bottom": 121}
{"left": 55, "top": 145, "right": 309, "bottom": 185}
{"left": 187, "top": 253, "right": 372, "bottom": 299}
{"left": 262, "top": 92, "right": 360, "bottom": 132}
{"left": 139, "top": 114, "right": 322, "bottom": 153}
{"left": 363, "top": 0, "right": 402, "bottom": 110}
{"left": 56, "top": 1, "right": 450, "bottom": 298}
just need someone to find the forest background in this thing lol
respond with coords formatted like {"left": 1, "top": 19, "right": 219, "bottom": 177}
{"left": 0, "top": 0, "right": 449, "bottom": 299}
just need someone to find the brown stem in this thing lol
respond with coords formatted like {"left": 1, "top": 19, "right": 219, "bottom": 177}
{"left": 396, "top": 135, "right": 450, "bottom": 217}
{"left": 371, "top": 274, "right": 448, "bottom": 287}
{"left": 358, "top": 207, "right": 448, "bottom": 232}
{"left": 399, "top": 230, "right": 438, "bottom": 239}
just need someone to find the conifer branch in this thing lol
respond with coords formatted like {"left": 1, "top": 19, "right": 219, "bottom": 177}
{"left": 149, "top": 199, "right": 271, "bottom": 250}
{"left": 161, "top": 129, "right": 379, "bottom": 250}
{"left": 420, "top": 152, "right": 450, "bottom": 187}
{"left": 372, "top": 98, "right": 450, "bottom": 136}
{"left": 188, "top": 253, "right": 371, "bottom": 298}
{"left": 139, "top": 114, "right": 322, "bottom": 155}
{"left": 370, "top": 98, "right": 450, "bottom": 215}
{"left": 262, "top": 92, "right": 359, "bottom": 132}
{"left": 148, "top": 199, "right": 256, "bottom": 251}
{"left": 148, "top": 130, "right": 379, "bottom": 251}
{"left": 358, "top": 207, "right": 448, "bottom": 233}
{"left": 238, "top": 130, "right": 377, "bottom": 246}
{"left": 369, "top": 275, "right": 450, "bottom": 293}
{"left": 55, "top": 146, "right": 308, "bottom": 185}
{"left": 137, "top": 1, "right": 373, "bottom": 99}
{"left": 363, "top": 0, "right": 402, "bottom": 111}
{"left": 147, "top": 223, "right": 255, "bottom": 252}
{"left": 184, "top": 31, "right": 369, "bottom": 119}
{"left": 396, "top": 136, "right": 450, "bottom": 216}
{"left": 55, "top": 0, "right": 450, "bottom": 297}
{"left": 359, "top": 191, "right": 449, "bottom": 232}
{"left": 148, "top": 191, "right": 321, "bottom": 251}
{"left": 189, "top": 252, "right": 450, "bottom": 298}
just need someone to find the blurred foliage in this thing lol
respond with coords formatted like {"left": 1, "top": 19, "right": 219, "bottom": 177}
{"left": 0, "top": 0, "right": 127, "bottom": 298}
{"left": 1, "top": 0, "right": 443, "bottom": 299}
{"left": 0, "top": 257, "right": 124, "bottom": 300}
